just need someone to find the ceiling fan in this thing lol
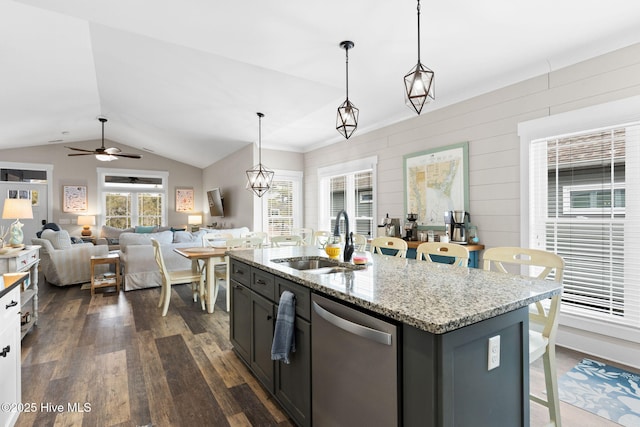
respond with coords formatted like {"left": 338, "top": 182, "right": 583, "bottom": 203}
{"left": 66, "top": 117, "right": 142, "bottom": 161}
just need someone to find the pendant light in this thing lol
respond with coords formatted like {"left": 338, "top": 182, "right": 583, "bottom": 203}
{"left": 246, "top": 112, "right": 274, "bottom": 197}
{"left": 336, "top": 40, "right": 359, "bottom": 140}
{"left": 404, "top": 0, "right": 435, "bottom": 115}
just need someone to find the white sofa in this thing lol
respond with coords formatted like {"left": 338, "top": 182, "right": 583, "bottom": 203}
{"left": 119, "top": 227, "right": 250, "bottom": 291}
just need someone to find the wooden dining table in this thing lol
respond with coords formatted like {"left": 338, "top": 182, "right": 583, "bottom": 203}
{"left": 173, "top": 246, "right": 228, "bottom": 314}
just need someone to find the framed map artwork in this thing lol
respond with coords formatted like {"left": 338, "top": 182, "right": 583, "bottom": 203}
{"left": 63, "top": 186, "right": 87, "bottom": 212}
{"left": 176, "top": 188, "right": 194, "bottom": 212}
{"left": 403, "top": 141, "right": 469, "bottom": 229}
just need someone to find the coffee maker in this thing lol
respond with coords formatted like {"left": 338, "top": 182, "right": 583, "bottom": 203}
{"left": 404, "top": 213, "right": 418, "bottom": 241}
{"left": 447, "top": 210, "right": 470, "bottom": 243}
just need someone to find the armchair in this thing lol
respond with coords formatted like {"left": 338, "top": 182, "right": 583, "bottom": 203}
{"left": 32, "top": 235, "right": 109, "bottom": 286}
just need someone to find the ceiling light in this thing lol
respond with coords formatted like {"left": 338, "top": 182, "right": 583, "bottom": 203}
{"left": 246, "top": 112, "right": 274, "bottom": 197}
{"left": 336, "top": 40, "right": 359, "bottom": 140}
{"left": 404, "top": 0, "right": 435, "bottom": 115}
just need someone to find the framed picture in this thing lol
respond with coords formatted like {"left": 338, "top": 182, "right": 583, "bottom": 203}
{"left": 7, "top": 190, "right": 17, "bottom": 199}
{"left": 31, "top": 190, "right": 39, "bottom": 206}
{"left": 63, "top": 185, "right": 88, "bottom": 212}
{"left": 403, "top": 141, "right": 469, "bottom": 229}
{"left": 176, "top": 188, "right": 194, "bottom": 212}
{"left": 19, "top": 190, "right": 29, "bottom": 200}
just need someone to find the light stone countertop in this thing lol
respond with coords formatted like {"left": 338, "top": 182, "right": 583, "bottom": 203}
{"left": 227, "top": 246, "right": 562, "bottom": 334}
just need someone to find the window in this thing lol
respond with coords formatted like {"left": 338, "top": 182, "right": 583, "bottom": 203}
{"left": 528, "top": 124, "right": 640, "bottom": 329}
{"left": 263, "top": 170, "right": 302, "bottom": 236}
{"left": 318, "top": 157, "right": 377, "bottom": 237}
{"left": 98, "top": 168, "right": 168, "bottom": 228}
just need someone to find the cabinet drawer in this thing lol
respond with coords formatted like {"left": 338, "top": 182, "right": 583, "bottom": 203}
{"left": 230, "top": 259, "right": 251, "bottom": 286}
{"left": 15, "top": 249, "right": 38, "bottom": 272}
{"left": 276, "top": 278, "right": 311, "bottom": 321}
{"left": 251, "top": 268, "right": 275, "bottom": 300}
{"left": 1, "top": 287, "right": 20, "bottom": 322}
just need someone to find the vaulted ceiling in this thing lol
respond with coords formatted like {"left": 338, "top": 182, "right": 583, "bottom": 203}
{"left": 2, "top": 0, "right": 640, "bottom": 168}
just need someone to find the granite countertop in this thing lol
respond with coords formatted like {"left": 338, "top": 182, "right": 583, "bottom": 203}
{"left": 227, "top": 246, "right": 562, "bottom": 334}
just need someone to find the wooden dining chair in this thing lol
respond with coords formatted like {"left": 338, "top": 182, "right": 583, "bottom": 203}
{"left": 352, "top": 233, "right": 368, "bottom": 251}
{"left": 271, "top": 234, "right": 303, "bottom": 247}
{"left": 313, "top": 230, "right": 333, "bottom": 247}
{"left": 483, "top": 247, "right": 565, "bottom": 427}
{"left": 246, "top": 231, "right": 269, "bottom": 246}
{"left": 370, "top": 237, "right": 408, "bottom": 258}
{"left": 416, "top": 242, "right": 469, "bottom": 267}
{"left": 151, "top": 238, "right": 205, "bottom": 316}
{"left": 292, "top": 227, "right": 314, "bottom": 246}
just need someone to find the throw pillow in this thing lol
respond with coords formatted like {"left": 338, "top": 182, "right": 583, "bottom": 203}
{"left": 41, "top": 229, "right": 73, "bottom": 250}
{"left": 101, "top": 225, "right": 133, "bottom": 239}
{"left": 173, "top": 231, "right": 197, "bottom": 243}
{"left": 135, "top": 226, "right": 157, "bottom": 234}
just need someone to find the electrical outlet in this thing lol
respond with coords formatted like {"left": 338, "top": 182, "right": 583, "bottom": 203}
{"left": 488, "top": 335, "right": 500, "bottom": 371}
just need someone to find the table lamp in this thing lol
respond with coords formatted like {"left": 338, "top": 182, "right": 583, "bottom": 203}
{"left": 188, "top": 215, "right": 202, "bottom": 232}
{"left": 2, "top": 198, "right": 33, "bottom": 247}
{"left": 77, "top": 215, "right": 96, "bottom": 236}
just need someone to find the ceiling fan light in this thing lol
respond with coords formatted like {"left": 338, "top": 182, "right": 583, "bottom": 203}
{"left": 95, "top": 153, "right": 116, "bottom": 161}
{"left": 404, "top": 62, "right": 435, "bottom": 115}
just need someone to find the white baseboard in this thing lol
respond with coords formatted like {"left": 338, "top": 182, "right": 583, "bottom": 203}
{"left": 557, "top": 323, "right": 640, "bottom": 370}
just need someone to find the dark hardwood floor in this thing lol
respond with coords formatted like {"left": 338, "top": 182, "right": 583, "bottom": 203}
{"left": 18, "top": 275, "right": 294, "bottom": 427}
{"left": 18, "top": 274, "right": 636, "bottom": 426}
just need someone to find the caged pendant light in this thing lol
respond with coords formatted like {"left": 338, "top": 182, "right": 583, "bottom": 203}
{"left": 246, "top": 112, "right": 274, "bottom": 197}
{"left": 404, "top": 0, "right": 435, "bottom": 115}
{"left": 336, "top": 40, "right": 359, "bottom": 140}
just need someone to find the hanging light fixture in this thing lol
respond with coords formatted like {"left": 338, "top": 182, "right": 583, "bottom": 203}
{"left": 404, "top": 0, "right": 435, "bottom": 115}
{"left": 336, "top": 40, "right": 359, "bottom": 140}
{"left": 246, "top": 112, "right": 274, "bottom": 197}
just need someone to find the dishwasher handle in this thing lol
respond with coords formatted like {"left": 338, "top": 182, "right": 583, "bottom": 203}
{"left": 312, "top": 301, "right": 392, "bottom": 346}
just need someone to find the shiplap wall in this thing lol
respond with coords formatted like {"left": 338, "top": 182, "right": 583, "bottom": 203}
{"left": 304, "top": 42, "right": 640, "bottom": 252}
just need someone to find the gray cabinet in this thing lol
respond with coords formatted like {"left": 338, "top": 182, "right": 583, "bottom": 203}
{"left": 230, "top": 260, "right": 311, "bottom": 427}
{"left": 0, "top": 284, "right": 21, "bottom": 427}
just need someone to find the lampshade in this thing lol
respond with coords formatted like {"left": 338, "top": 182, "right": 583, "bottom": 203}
{"left": 77, "top": 215, "right": 96, "bottom": 226}
{"left": 188, "top": 215, "right": 202, "bottom": 225}
{"left": 2, "top": 198, "right": 33, "bottom": 220}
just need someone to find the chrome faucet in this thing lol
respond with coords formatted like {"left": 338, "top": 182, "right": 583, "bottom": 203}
{"left": 333, "top": 209, "right": 354, "bottom": 262}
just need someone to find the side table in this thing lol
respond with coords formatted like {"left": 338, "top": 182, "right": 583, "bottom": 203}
{"left": 90, "top": 253, "right": 121, "bottom": 295}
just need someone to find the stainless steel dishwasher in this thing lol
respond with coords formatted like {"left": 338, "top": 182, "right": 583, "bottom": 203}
{"left": 311, "top": 294, "right": 398, "bottom": 426}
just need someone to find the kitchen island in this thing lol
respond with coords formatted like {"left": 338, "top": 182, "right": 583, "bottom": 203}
{"left": 227, "top": 246, "right": 562, "bottom": 427}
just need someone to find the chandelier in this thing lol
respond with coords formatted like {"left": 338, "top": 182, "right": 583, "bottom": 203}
{"left": 336, "top": 40, "right": 359, "bottom": 139}
{"left": 246, "top": 112, "right": 274, "bottom": 197}
{"left": 404, "top": 0, "right": 435, "bottom": 115}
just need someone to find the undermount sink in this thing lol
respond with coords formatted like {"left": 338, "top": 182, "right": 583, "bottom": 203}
{"left": 271, "top": 257, "right": 363, "bottom": 273}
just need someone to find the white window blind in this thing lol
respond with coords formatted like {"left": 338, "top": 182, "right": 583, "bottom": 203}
{"left": 530, "top": 124, "right": 640, "bottom": 328}
{"left": 267, "top": 180, "right": 295, "bottom": 236}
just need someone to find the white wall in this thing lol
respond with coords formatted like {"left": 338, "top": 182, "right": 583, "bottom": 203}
{"left": 305, "top": 43, "right": 640, "bottom": 250}
{"left": 303, "top": 42, "right": 640, "bottom": 368}
{"left": 202, "top": 145, "right": 304, "bottom": 231}
{"left": 0, "top": 140, "right": 203, "bottom": 233}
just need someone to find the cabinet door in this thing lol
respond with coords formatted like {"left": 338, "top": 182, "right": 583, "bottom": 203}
{"left": 251, "top": 293, "right": 275, "bottom": 393}
{"left": 0, "top": 289, "right": 20, "bottom": 427}
{"left": 275, "top": 317, "right": 311, "bottom": 427}
{"left": 230, "top": 280, "right": 251, "bottom": 363}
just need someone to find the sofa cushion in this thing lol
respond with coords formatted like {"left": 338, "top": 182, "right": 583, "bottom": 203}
{"left": 135, "top": 225, "right": 157, "bottom": 233}
{"left": 41, "top": 229, "right": 73, "bottom": 250}
{"left": 101, "top": 225, "right": 134, "bottom": 239}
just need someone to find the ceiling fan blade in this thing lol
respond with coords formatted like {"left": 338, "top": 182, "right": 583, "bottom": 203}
{"left": 65, "top": 146, "right": 95, "bottom": 153}
{"left": 113, "top": 153, "right": 143, "bottom": 159}
{"left": 67, "top": 153, "right": 94, "bottom": 156}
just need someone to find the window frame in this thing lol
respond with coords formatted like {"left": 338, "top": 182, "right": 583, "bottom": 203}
{"left": 518, "top": 95, "right": 640, "bottom": 345}
{"left": 260, "top": 169, "right": 303, "bottom": 236}
{"left": 97, "top": 168, "right": 168, "bottom": 227}
{"left": 317, "top": 156, "right": 377, "bottom": 235}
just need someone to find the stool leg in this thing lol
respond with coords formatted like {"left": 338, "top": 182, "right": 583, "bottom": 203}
{"left": 543, "top": 345, "right": 561, "bottom": 426}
